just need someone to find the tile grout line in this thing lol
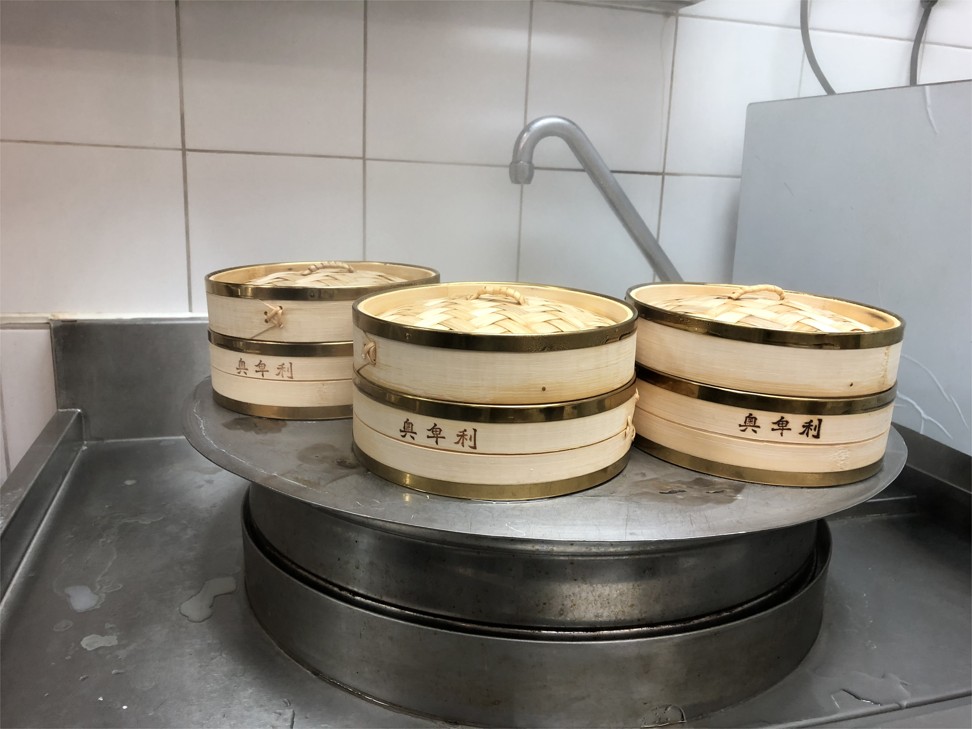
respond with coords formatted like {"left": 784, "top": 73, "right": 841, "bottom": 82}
{"left": 0, "top": 139, "right": 182, "bottom": 152}
{"left": 174, "top": 0, "right": 193, "bottom": 311}
{"left": 679, "top": 11, "right": 972, "bottom": 48}
{"left": 515, "top": 0, "right": 535, "bottom": 283}
{"left": 0, "top": 140, "right": 732, "bottom": 178}
{"left": 655, "top": 12, "right": 680, "bottom": 284}
{"left": 362, "top": 1, "right": 369, "bottom": 260}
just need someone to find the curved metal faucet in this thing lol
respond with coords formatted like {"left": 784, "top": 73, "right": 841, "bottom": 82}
{"left": 510, "top": 116, "right": 682, "bottom": 283}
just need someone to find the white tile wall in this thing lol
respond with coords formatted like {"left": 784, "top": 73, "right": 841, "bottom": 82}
{"left": 181, "top": 0, "right": 364, "bottom": 156}
{"left": 665, "top": 17, "right": 804, "bottom": 176}
{"left": 808, "top": 0, "right": 972, "bottom": 49}
{"left": 0, "top": 328, "right": 57, "bottom": 476}
{"left": 798, "top": 32, "right": 914, "bottom": 96}
{"left": 682, "top": 0, "right": 802, "bottom": 27}
{"left": 187, "top": 152, "right": 364, "bottom": 311}
{"left": 808, "top": 0, "right": 925, "bottom": 41}
{"left": 366, "top": 161, "right": 521, "bottom": 281}
{"left": 519, "top": 170, "right": 661, "bottom": 297}
{"left": 0, "top": 0, "right": 181, "bottom": 147}
{"left": 0, "top": 142, "right": 188, "bottom": 314}
{"left": 924, "top": 0, "right": 972, "bottom": 48}
{"left": 527, "top": 1, "right": 675, "bottom": 172}
{"left": 658, "top": 175, "right": 740, "bottom": 282}
{"left": 366, "top": 0, "right": 530, "bottom": 165}
{"left": 920, "top": 44, "right": 972, "bottom": 84}
{"left": 1, "top": 0, "right": 970, "bottom": 477}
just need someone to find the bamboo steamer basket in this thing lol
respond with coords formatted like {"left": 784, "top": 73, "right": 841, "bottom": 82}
{"left": 351, "top": 282, "right": 639, "bottom": 499}
{"left": 207, "top": 261, "right": 439, "bottom": 342}
{"left": 352, "top": 376, "right": 638, "bottom": 500}
{"left": 633, "top": 366, "right": 896, "bottom": 486}
{"left": 625, "top": 282, "right": 904, "bottom": 486}
{"left": 352, "top": 282, "right": 638, "bottom": 405}
{"left": 626, "top": 283, "right": 904, "bottom": 398}
{"left": 205, "top": 261, "right": 439, "bottom": 419}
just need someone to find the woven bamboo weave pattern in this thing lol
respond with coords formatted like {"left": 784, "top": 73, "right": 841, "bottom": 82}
{"left": 247, "top": 263, "right": 405, "bottom": 289}
{"left": 379, "top": 291, "right": 616, "bottom": 334}
{"left": 654, "top": 292, "right": 876, "bottom": 334}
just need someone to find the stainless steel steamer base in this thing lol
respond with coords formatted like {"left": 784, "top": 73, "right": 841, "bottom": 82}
{"left": 181, "top": 379, "right": 907, "bottom": 725}
{"left": 244, "top": 509, "right": 831, "bottom": 728}
{"left": 247, "top": 484, "right": 818, "bottom": 628}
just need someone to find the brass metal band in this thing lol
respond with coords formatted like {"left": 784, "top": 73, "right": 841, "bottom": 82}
{"left": 353, "top": 375, "right": 638, "bottom": 424}
{"left": 633, "top": 435, "right": 883, "bottom": 487}
{"left": 625, "top": 284, "right": 904, "bottom": 349}
{"left": 208, "top": 329, "right": 353, "bottom": 357}
{"left": 212, "top": 390, "right": 352, "bottom": 421}
{"left": 352, "top": 444, "right": 630, "bottom": 501}
{"left": 353, "top": 283, "right": 638, "bottom": 352}
{"left": 635, "top": 365, "right": 897, "bottom": 415}
{"left": 205, "top": 261, "right": 439, "bottom": 301}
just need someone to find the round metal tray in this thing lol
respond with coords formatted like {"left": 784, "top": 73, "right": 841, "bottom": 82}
{"left": 184, "top": 379, "right": 906, "bottom": 543}
{"left": 243, "top": 508, "right": 832, "bottom": 727}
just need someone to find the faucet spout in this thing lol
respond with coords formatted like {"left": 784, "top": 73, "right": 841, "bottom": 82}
{"left": 509, "top": 116, "right": 682, "bottom": 283}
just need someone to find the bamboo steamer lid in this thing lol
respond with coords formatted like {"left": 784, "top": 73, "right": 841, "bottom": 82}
{"left": 626, "top": 282, "right": 904, "bottom": 398}
{"left": 245, "top": 261, "right": 406, "bottom": 289}
{"left": 206, "top": 260, "right": 440, "bottom": 302}
{"left": 378, "top": 285, "right": 617, "bottom": 335}
{"left": 627, "top": 282, "right": 903, "bottom": 346}
{"left": 205, "top": 261, "right": 440, "bottom": 344}
{"left": 650, "top": 284, "right": 877, "bottom": 334}
{"left": 352, "top": 282, "right": 638, "bottom": 405}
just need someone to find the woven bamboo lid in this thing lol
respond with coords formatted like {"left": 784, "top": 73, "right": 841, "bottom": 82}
{"left": 652, "top": 284, "right": 874, "bottom": 334}
{"left": 379, "top": 285, "right": 615, "bottom": 335}
{"left": 354, "top": 282, "right": 638, "bottom": 352}
{"left": 206, "top": 261, "right": 439, "bottom": 301}
{"left": 626, "top": 282, "right": 904, "bottom": 349}
{"left": 247, "top": 262, "right": 405, "bottom": 288}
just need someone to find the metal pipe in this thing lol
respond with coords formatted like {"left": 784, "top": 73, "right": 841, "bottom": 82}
{"left": 510, "top": 116, "right": 682, "bottom": 282}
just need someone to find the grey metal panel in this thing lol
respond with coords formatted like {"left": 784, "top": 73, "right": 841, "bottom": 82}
{"left": 733, "top": 81, "right": 972, "bottom": 456}
{"left": 0, "top": 409, "right": 82, "bottom": 596}
{"left": 51, "top": 318, "right": 210, "bottom": 440}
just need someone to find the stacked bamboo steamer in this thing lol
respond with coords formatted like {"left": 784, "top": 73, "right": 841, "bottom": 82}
{"left": 205, "top": 261, "right": 439, "bottom": 419}
{"left": 351, "top": 282, "right": 639, "bottom": 500}
{"left": 626, "top": 283, "right": 904, "bottom": 486}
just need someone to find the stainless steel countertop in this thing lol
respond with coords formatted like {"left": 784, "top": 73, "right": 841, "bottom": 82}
{"left": 1, "top": 434, "right": 968, "bottom": 728}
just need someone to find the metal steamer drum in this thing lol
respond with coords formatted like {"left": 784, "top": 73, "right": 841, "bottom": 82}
{"left": 351, "top": 283, "right": 639, "bottom": 499}
{"left": 205, "top": 261, "right": 438, "bottom": 419}
{"left": 627, "top": 282, "right": 904, "bottom": 486}
{"left": 182, "top": 382, "right": 908, "bottom": 727}
{"left": 243, "top": 509, "right": 832, "bottom": 728}
{"left": 246, "top": 483, "right": 819, "bottom": 629}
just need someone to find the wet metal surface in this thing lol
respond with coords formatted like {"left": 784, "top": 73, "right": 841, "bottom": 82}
{"left": 0, "top": 435, "right": 968, "bottom": 728}
{"left": 184, "top": 379, "right": 908, "bottom": 543}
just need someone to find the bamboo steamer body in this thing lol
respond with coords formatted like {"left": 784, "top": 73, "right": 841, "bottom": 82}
{"left": 206, "top": 261, "right": 438, "bottom": 419}
{"left": 351, "top": 283, "right": 640, "bottom": 499}
{"left": 626, "top": 283, "right": 904, "bottom": 486}
{"left": 353, "top": 282, "right": 637, "bottom": 405}
{"left": 627, "top": 283, "right": 903, "bottom": 397}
